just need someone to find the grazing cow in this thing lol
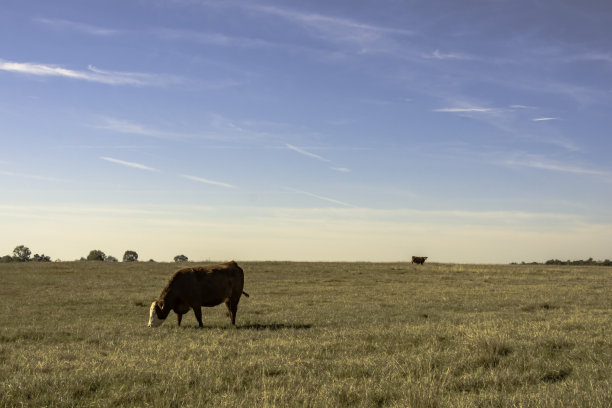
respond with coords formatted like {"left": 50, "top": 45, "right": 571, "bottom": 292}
{"left": 412, "top": 256, "right": 428, "bottom": 265}
{"left": 148, "top": 261, "right": 249, "bottom": 328}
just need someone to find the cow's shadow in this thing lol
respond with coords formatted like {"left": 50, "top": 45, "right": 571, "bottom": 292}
{"left": 176, "top": 322, "right": 312, "bottom": 330}
{"left": 238, "top": 323, "right": 312, "bottom": 331}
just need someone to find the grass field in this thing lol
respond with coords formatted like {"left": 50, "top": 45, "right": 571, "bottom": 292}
{"left": 0, "top": 261, "right": 610, "bottom": 407}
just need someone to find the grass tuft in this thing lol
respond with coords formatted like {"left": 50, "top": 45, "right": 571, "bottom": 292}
{"left": 520, "top": 302, "right": 559, "bottom": 312}
{"left": 540, "top": 367, "right": 572, "bottom": 383}
{"left": 475, "top": 338, "right": 513, "bottom": 368}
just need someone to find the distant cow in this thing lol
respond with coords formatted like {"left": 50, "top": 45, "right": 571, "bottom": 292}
{"left": 412, "top": 256, "right": 428, "bottom": 265}
{"left": 148, "top": 261, "right": 249, "bottom": 328}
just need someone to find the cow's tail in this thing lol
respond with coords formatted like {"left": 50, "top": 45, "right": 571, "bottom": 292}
{"left": 242, "top": 291, "right": 250, "bottom": 298}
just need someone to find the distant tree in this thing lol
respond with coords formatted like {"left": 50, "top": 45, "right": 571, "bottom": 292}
{"left": 148, "top": 259, "right": 156, "bottom": 263}
{"left": 0, "top": 255, "right": 13, "bottom": 263}
{"left": 123, "top": 250, "right": 139, "bottom": 262}
{"left": 105, "top": 256, "right": 118, "bottom": 262}
{"left": 32, "top": 254, "right": 51, "bottom": 262}
{"left": 87, "top": 250, "right": 106, "bottom": 261}
{"left": 534, "top": 258, "right": 612, "bottom": 266}
{"left": 174, "top": 254, "right": 188, "bottom": 263}
{"left": 13, "top": 245, "right": 32, "bottom": 262}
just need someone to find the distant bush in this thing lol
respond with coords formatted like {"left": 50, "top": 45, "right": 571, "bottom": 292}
{"left": 174, "top": 254, "right": 188, "bottom": 263}
{"left": 32, "top": 254, "right": 51, "bottom": 262}
{"left": 13, "top": 245, "right": 31, "bottom": 262}
{"left": 123, "top": 250, "right": 138, "bottom": 262}
{"left": 544, "top": 258, "right": 598, "bottom": 266}
{"left": 106, "top": 256, "right": 118, "bottom": 262}
{"left": 516, "top": 258, "right": 612, "bottom": 266}
{"left": 87, "top": 250, "right": 106, "bottom": 261}
{"left": 1, "top": 246, "right": 54, "bottom": 262}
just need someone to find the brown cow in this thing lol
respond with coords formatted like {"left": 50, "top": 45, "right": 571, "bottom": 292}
{"left": 148, "top": 261, "right": 249, "bottom": 328}
{"left": 412, "top": 256, "right": 428, "bottom": 265}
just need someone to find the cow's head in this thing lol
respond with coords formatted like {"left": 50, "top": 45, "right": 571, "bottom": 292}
{"left": 147, "top": 301, "right": 167, "bottom": 327}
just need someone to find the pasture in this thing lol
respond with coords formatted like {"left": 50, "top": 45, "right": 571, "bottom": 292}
{"left": 0, "top": 261, "right": 610, "bottom": 407}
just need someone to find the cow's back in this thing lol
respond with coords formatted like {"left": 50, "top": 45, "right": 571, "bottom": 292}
{"left": 185, "top": 262, "right": 244, "bottom": 307}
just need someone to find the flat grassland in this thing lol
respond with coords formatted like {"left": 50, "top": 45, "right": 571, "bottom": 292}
{"left": 1, "top": 261, "right": 610, "bottom": 407}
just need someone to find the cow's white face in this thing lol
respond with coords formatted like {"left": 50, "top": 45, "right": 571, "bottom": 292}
{"left": 148, "top": 301, "right": 166, "bottom": 327}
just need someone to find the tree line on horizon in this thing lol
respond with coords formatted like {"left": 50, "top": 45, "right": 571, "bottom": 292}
{"left": 0, "top": 245, "right": 190, "bottom": 263}
{"left": 2, "top": 245, "right": 611, "bottom": 266}
{"left": 512, "top": 257, "right": 612, "bottom": 266}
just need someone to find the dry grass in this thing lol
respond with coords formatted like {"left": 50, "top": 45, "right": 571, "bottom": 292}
{"left": 0, "top": 261, "right": 610, "bottom": 407}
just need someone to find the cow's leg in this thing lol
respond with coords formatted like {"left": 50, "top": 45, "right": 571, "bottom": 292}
{"left": 193, "top": 306, "right": 204, "bottom": 328}
{"left": 177, "top": 313, "right": 183, "bottom": 326}
{"left": 224, "top": 300, "right": 234, "bottom": 324}
{"left": 231, "top": 304, "right": 237, "bottom": 325}
{"left": 228, "top": 299, "right": 239, "bottom": 325}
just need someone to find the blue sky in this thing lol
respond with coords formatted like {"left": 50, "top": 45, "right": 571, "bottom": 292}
{"left": 1, "top": 0, "right": 611, "bottom": 262}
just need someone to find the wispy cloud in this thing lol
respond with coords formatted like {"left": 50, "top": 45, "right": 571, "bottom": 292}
{"left": 285, "top": 144, "right": 351, "bottom": 172}
{"left": 434, "top": 107, "right": 493, "bottom": 113}
{"left": 34, "top": 17, "right": 120, "bottom": 36}
{"left": 95, "top": 117, "right": 185, "bottom": 140}
{"left": 0, "top": 203, "right": 581, "bottom": 226}
{"left": 532, "top": 117, "right": 560, "bottom": 122}
{"left": 424, "top": 50, "right": 475, "bottom": 60}
{"left": 153, "top": 27, "right": 275, "bottom": 49}
{"left": 0, "top": 59, "right": 180, "bottom": 87}
{"left": 252, "top": 5, "right": 412, "bottom": 37}
{"left": 247, "top": 4, "right": 412, "bottom": 55}
{"left": 181, "top": 174, "right": 235, "bottom": 188}
{"left": 563, "top": 52, "right": 612, "bottom": 65}
{"left": 0, "top": 170, "right": 64, "bottom": 182}
{"left": 504, "top": 157, "right": 609, "bottom": 177}
{"left": 97, "top": 118, "right": 158, "bottom": 135}
{"left": 62, "top": 144, "right": 160, "bottom": 150}
{"left": 100, "top": 157, "right": 157, "bottom": 171}
{"left": 285, "top": 187, "right": 356, "bottom": 207}
{"left": 96, "top": 115, "right": 252, "bottom": 141}
{"left": 286, "top": 144, "right": 330, "bottom": 162}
